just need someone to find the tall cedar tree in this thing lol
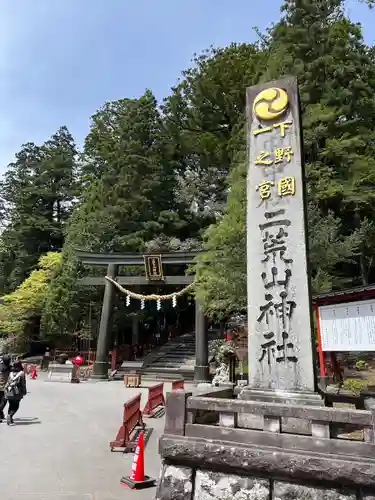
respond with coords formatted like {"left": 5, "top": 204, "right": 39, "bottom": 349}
{"left": 0, "top": 127, "right": 78, "bottom": 292}
{"left": 43, "top": 91, "right": 191, "bottom": 335}
{"left": 194, "top": 0, "right": 375, "bottom": 316}
{"left": 162, "top": 43, "right": 265, "bottom": 219}
{"left": 266, "top": 0, "right": 375, "bottom": 285}
{"left": 70, "top": 90, "right": 185, "bottom": 252}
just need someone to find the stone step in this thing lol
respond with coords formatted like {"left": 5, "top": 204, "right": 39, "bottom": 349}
{"left": 151, "top": 364, "right": 192, "bottom": 370}
{"left": 138, "top": 373, "right": 194, "bottom": 382}
{"left": 152, "top": 358, "right": 195, "bottom": 365}
{"left": 152, "top": 359, "right": 194, "bottom": 365}
{"left": 151, "top": 360, "right": 194, "bottom": 367}
{"left": 144, "top": 367, "right": 194, "bottom": 373}
{"left": 166, "top": 346, "right": 195, "bottom": 351}
{"left": 151, "top": 351, "right": 195, "bottom": 357}
{"left": 154, "top": 354, "right": 194, "bottom": 357}
{"left": 115, "top": 366, "right": 195, "bottom": 381}
{"left": 156, "top": 354, "right": 195, "bottom": 360}
{"left": 169, "top": 351, "right": 194, "bottom": 354}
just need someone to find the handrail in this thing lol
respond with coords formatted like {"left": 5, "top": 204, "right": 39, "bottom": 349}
{"left": 186, "top": 396, "right": 373, "bottom": 427}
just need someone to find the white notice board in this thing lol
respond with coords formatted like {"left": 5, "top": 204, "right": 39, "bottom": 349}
{"left": 319, "top": 299, "right": 375, "bottom": 352}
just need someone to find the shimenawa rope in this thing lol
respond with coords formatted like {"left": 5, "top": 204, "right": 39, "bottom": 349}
{"left": 104, "top": 276, "right": 194, "bottom": 301}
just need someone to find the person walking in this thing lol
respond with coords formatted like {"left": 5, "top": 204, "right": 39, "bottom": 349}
{"left": 4, "top": 360, "right": 27, "bottom": 425}
{"left": 0, "top": 352, "right": 11, "bottom": 422}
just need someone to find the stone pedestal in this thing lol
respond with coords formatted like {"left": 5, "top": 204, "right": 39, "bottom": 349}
{"left": 237, "top": 387, "right": 323, "bottom": 434}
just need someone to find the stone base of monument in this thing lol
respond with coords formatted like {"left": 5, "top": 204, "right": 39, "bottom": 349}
{"left": 155, "top": 389, "right": 375, "bottom": 500}
{"left": 236, "top": 387, "right": 324, "bottom": 435}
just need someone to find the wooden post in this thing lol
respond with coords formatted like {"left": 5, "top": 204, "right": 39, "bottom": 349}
{"left": 314, "top": 304, "right": 326, "bottom": 377}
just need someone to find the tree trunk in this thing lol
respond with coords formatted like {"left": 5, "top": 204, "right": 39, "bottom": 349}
{"left": 354, "top": 209, "right": 368, "bottom": 286}
{"left": 360, "top": 252, "right": 369, "bottom": 285}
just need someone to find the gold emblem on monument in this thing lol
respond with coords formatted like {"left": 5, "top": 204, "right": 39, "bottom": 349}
{"left": 253, "top": 87, "right": 289, "bottom": 121}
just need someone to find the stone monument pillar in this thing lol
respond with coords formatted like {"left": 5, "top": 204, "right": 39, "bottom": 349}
{"left": 92, "top": 263, "right": 119, "bottom": 379}
{"left": 244, "top": 77, "right": 319, "bottom": 404}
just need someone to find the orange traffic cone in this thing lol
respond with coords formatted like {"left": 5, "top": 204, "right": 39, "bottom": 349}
{"left": 120, "top": 431, "right": 155, "bottom": 490}
{"left": 31, "top": 366, "right": 37, "bottom": 379}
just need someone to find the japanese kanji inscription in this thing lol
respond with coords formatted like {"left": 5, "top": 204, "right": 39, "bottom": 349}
{"left": 246, "top": 77, "right": 316, "bottom": 392}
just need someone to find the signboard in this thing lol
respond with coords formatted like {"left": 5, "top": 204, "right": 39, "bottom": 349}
{"left": 319, "top": 299, "right": 375, "bottom": 352}
{"left": 246, "top": 77, "right": 315, "bottom": 392}
{"left": 144, "top": 255, "right": 164, "bottom": 281}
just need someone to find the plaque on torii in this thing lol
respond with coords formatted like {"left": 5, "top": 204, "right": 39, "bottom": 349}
{"left": 144, "top": 255, "right": 164, "bottom": 281}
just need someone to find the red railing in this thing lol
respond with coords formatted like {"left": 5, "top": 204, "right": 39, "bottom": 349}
{"left": 172, "top": 379, "right": 185, "bottom": 391}
{"left": 143, "top": 383, "right": 165, "bottom": 417}
{"left": 110, "top": 393, "right": 145, "bottom": 452}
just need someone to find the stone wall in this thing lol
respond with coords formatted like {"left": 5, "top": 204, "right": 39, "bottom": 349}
{"left": 156, "top": 465, "right": 375, "bottom": 500}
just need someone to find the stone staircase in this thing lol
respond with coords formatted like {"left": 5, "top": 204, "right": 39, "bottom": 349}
{"left": 115, "top": 330, "right": 219, "bottom": 382}
{"left": 140, "top": 332, "right": 196, "bottom": 380}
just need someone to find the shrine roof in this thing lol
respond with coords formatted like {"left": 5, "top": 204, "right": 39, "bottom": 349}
{"left": 313, "top": 283, "right": 375, "bottom": 305}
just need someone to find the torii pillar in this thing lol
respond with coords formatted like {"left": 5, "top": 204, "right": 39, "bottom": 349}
{"left": 194, "top": 299, "right": 210, "bottom": 383}
{"left": 91, "top": 263, "right": 118, "bottom": 379}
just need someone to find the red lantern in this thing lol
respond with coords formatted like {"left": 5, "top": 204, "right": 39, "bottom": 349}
{"left": 72, "top": 355, "right": 83, "bottom": 366}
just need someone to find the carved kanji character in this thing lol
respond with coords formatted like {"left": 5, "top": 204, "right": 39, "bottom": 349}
{"left": 256, "top": 180, "right": 274, "bottom": 200}
{"left": 274, "top": 146, "right": 293, "bottom": 164}
{"left": 278, "top": 176, "right": 295, "bottom": 197}
{"left": 276, "top": 332, "right": 298, "bottom": 363}
{"left": 255, "top": 151, "right": 273, "bottom": 166}
{"left": 259, "top": 337, "right": 276, "bottom": 364}
{"left": 261, "top": 267, "right": 292, "bottom": 289}
{"left": 273, "top": 120, "right": 293, "bottom": 138}
{"left": 257, "top": 293, "right": 274, "bottom": 324}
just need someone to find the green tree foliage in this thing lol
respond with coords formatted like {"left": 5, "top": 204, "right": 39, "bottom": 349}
{"left": 266, "top": 0, "right": 375, "bottom": 285}
{"left": 0, "top": 127, "right": 78, "bottom": 292}
{"left": 195, "top": 161, "right": 246, "bottom": 319}
{"left": 0, "top": 252, "right": 61, "bottom": 351}
{"left": 162, "top": 43, "right": 265, "bottom": 218}
{"left": 73, "top": 89, "right": 187, "bottom": 252}
{"left": 195, "top": 0, "right": 375, "bottom": 316}
{"left": 2, "top": 0, "right": 375, "bottom": 340}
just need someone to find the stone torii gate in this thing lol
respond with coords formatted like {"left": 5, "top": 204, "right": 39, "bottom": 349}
{"left": 75, "top": 250, "right": 210, "bottom": 382}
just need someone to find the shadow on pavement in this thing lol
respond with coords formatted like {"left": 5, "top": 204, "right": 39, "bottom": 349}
{"left": 14, "top": 417, "right": 41, "bottom": 425}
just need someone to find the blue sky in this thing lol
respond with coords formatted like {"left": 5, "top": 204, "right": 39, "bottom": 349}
{"left": 0, "top": 0, "right": 373, "bottom": 172}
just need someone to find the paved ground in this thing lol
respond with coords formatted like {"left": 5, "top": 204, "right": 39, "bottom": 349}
{"left": 0, "top": 375, "right": 179, "bottom": 500}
